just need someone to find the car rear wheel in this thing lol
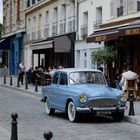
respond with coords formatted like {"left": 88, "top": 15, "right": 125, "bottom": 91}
{"left": 45, "top": 98, "right": 55, "bottom": 115}
{"left": 67, "top": 101, "right": 79, "bottom": 122}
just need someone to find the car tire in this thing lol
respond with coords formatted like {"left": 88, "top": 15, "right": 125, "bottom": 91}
{"left": 112, "top": 111, "right": 124, "bottom": 121}
{"left": 67, "top": 101, "right": 79, "bottom": 122}
{"left": 45, "top": 98, "right": 55, "bottom": 115}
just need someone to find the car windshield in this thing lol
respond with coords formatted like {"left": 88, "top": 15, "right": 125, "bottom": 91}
{"left": 69, "top": 71, "right": 106, "bottom": 85}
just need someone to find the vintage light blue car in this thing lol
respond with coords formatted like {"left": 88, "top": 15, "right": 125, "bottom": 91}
{"left": 42, "top": 68, "right": 126, "bottom": 122}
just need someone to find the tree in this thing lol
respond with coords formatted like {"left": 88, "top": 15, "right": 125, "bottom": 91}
{"left": 91, "top": 46, "right": 116, "bottom": 82}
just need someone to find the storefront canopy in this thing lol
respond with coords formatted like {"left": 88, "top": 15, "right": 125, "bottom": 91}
{"left": 30, "top": 40, "right": 53, "bottom": 50}
{"left": 54, "top": 35, "right": 71, "bottom": 52}
{"left": 119, "top": 20, "right": 140, "bottom": 37}
{"left": 0, "top": 37, "right": 10, "bottom": 50}
{"left": 86, "top": 27, "right": 119, "bottom": 43}
{"left": 86, "top": 19, "right": 140, "bottom": 43}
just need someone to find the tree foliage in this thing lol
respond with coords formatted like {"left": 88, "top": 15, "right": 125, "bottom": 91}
{"left": 91, "top": 46, "right": 116, "bottom": 64}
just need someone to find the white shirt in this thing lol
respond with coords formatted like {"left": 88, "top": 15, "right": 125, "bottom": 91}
{"left": 19, "top": 63, "right": 25, "bottom": 72}
{"left": 120, "top": 70, "right": 138, "bottom": 91}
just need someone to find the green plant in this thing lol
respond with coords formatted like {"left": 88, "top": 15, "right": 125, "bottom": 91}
{"left": 91, "top": 45, "right": 116, "bottom": 82}
{"left": 91, "top": 45, "right": 116, "bottom": 65}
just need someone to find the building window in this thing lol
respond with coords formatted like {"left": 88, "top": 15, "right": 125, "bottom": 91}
{"left": 53, "top": 7, "right": 58, "bottom": 22}
{"left": 117, "top": 7, "right": 123, "bottom": 16}
{"left": 27, "top": 0, "right": 30, "bottom": 7}
{"left": 117, "top": 0, "right": 123, "bottom": 17}
{"left": 137, "top": 0, "right": 140, "bottom": 11}
{"left": 128, "top": 0, "right": 134, "bottom": 12}
{"left": 110, "top": 0, "right": 115, "bottom": 18}
{"left": 32, "top": 0, "right": 35, "bottom": 5}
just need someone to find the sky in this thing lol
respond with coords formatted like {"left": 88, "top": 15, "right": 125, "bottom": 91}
{"left": 0, "top": 0, "right": 3, "bottom": 24}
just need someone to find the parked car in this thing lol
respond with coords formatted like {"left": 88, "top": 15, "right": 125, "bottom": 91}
{"left": 41, "top": 68, "right": 126, "bottom": 122}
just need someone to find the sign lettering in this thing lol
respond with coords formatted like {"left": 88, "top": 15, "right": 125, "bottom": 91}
{"left": 95, "top": 35, "right": 106, "bottom": 42}
{"left": 125, "top": 28, "right": 140, "bottom": 35}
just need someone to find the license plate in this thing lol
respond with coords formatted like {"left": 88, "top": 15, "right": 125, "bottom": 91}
{"left": 96, "top": 111, "right": 111, "bottom": 115}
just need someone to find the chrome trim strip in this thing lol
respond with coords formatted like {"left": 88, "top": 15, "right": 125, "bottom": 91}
{"left": 76, "top": 106, "right": 126, "bottom": 111}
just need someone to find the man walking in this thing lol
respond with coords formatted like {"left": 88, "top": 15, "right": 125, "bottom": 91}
{"left": 119, "top": 65, "right": 138, "bottom": 98}
{"left": 18, "top": 62, "right": 25, "bottom": 84}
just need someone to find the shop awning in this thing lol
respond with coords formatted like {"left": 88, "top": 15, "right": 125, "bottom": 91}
{"left": 0, "top": 37, "right": 10, "bottom": 50}
{"left": 30, "top": 40, "right": 53, "bottom": 50}
{"left": 119, "top": 20, "right": 140, "bottom": 36}
{"left": 86, "top": 27, "right": 119, "bottom": 43}
{"left": 54, "top": 35, "right": 71, "bottom": 52}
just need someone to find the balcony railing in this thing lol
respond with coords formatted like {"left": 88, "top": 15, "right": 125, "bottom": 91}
{"left": 80, "top": 24, "right": 88, "bottom": 39}
{"left": 68, "top": 16, "right": 75, "bottom": 33}
{"left": 32, "top": 31, "right": 36, "bottom": 40}
{"left": 44, "top": 27, "right": 50, "bottom": 38}
{"left": 93, "top": 18, "right": 102, "bottom": 29}
{"left": 26, "top": 33, "right": 31, "bottom": 41}
{"left": 37, "top": 30, "right": 41, "bottom": 39}
{"left": 117, "top": 7, "right": 123, "bottom": 17}
{"left": 51, "top": 22, "right": 58, "bottom": 36}
{"left": 59, "top": 19, "right": 66, "bottom": 34}
{"left": 68, "top": 20, "right": 75, "bottom": 33}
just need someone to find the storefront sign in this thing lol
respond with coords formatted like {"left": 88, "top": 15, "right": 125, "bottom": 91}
{"left": 95, "top": 35, "right": 106, "bottom": 42}
{"left": 125, "top": 28, "right": 140, "bottom": 35}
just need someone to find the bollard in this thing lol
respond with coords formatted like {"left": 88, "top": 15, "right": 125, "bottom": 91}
{"left": 128, "top": 91, "right": 135, "bottom": 116}
{"left": 4, "top": 75, "right": 6, "bottom": 84}
{"left": 17, "top": 77, "right": 20, "bottom": 87}
{"left": 10, "top": 112, "right": 18, "bottom": 140}
{"left": 25, "top": 75, "right": 28, "bottom": 89}
{"left": 35, "top": 79, "right": 38, "bottom": 92}
{"left": 10, "top": 76, "right": 13, "bottom": 86}
{"left": 43, "top": 130, "right": 53, "bottom": 140}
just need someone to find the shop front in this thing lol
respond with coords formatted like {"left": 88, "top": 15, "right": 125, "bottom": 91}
{"left": 30, "top": 32, "right": 76, "bottom": 71}
{"left": 86, "top": 18, "right": 140, "bottom": 81}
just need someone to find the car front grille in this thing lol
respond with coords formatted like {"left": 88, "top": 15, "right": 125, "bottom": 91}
{"left": 85, "top": 98, "right": 119, "bottom": 108}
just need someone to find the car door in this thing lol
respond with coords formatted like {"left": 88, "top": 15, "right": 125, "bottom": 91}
{"left": 57, "top": 72, "right": 69, "bottom": 110}
{"left": 48, "top": 72, "right": 60, "bottom": 108}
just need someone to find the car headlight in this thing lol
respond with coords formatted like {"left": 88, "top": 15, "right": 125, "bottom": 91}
{"left": 120, "top": 93, "right": 127, "bottom": 102}
{"left": 79, "top": 94, "right": 87, "bottom": 103}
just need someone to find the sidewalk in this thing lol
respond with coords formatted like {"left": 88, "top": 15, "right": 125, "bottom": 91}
{"left": 0, "top": 76, "right": 140, "bottom": 126}
{"left": 0, "top": 76, "right": 42, "bottom": 97}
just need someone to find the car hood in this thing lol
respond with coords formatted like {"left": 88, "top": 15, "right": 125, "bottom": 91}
{"left": 70, "top": 84, "right": 122, "bottom": 98}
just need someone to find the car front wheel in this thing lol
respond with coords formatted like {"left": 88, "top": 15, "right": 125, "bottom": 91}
{"left": 45, "top": 98, "right": 55, "bottom": 115}
{"left": 67, "top": 101, "right": 79, "bottom": 122}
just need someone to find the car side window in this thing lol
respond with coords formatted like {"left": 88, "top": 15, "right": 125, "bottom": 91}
{"left": 52, "top": 73, "right": 59, "bottom": 84}
{"left": 59, "top": 72, "right": 68, "bottom": 85}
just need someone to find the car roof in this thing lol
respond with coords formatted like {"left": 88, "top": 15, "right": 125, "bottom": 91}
{"left": 55, "top": 68, "right": 102, "bottom": 74}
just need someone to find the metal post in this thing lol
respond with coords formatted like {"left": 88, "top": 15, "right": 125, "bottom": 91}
{"left": 17, "top": 77, "right": 20, "bottom": 87}
{"left": 10, "top": 112, "right": 18, "bottom": 140}
{"left": 35, "top": 79, "right": 38, "bottom": 92}
{"left": 128, "top": 91, "right": 135, "bottom": 116}
{"left": 43, "top": 131, "right": 53, "bottom": 140}
{"left": 10, "top": 75, "right": 13, "bottom": 86}
{"left": 25, "top": 74, "right": 28, "bottom": 89}
{"left": 4, "top": 75, "right": 6, "bottom": 84}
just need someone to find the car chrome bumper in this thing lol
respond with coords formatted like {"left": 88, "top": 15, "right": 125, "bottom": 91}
{"left": 76, "top": 106, "right": 126, "bottom": 112}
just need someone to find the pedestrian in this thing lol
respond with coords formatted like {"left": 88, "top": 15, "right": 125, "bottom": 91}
{"left": 58, "top": 65, "right": 64, "bottom": 69}
{"left": 49, "top": 65, "right": 57, "bottom": 77}
{"left": 114, "top": 68, "right": 121, "bottom": 89}
{"left": 27, "top": 67, "right": 33, "bottom": 84}
{"left": 18, "top": 62, "right": 26, "bottom": 84}
{"left": 119, "top": 65, "right": 139, "bottom": 99}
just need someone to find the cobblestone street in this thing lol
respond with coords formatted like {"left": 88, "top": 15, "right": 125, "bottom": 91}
{"left": 1, "top": 86, "right": 140, "bottom": 140}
